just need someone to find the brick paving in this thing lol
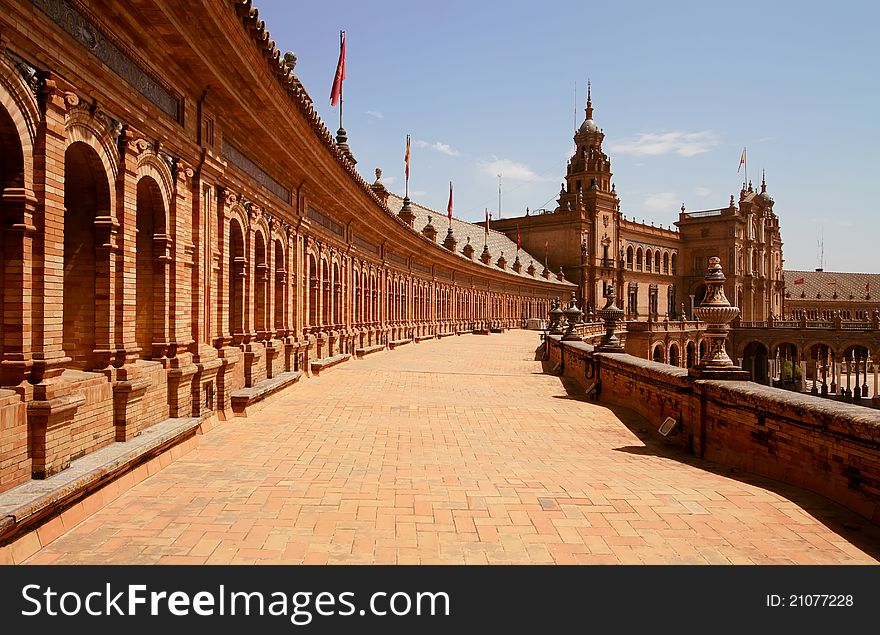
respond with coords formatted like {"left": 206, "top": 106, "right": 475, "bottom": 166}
{"left": 22, "top": 331, "right": 880, "bottom": 564}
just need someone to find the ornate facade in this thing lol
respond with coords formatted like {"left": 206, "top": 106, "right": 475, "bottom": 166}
{"left": 491, "top": 87, "right": 784, "bottom": 326}
{"left": 0, "top": 0, "right": 572, "bottom": 493}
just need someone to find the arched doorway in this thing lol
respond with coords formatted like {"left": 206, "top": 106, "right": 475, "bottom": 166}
{"left": 771, "top": 342, "right": 800, "bottom": 390}
{"left": 253, "top": 231, "right": 267, "bottom": 337}
{"left": 742, "top": 341, "right": 769, "bottom": 385}
{"left": 64, "top": 142, "right": 110, "bottom": 369}
{"left": 228, "top": 219, "right": 246, "bottom": 341}
{"left": 669, "top": 343, "right": 680, "bottom": 367}
{"left": 686, "top": 341, "right": 696, "bottom": 368}
{"left": 308, "top": 254, "right": 318, "bottom": 328}
{"left": 274, "top": 239, "right": 285, "bottom": 333}
{"left": 0, "top": 104, "right": 25, "bottom": 363}
{"left": 652, "top": 344, "right": 665, "bottom": 363}
{"left": 135, "top": 177, "right": 165, "bottom": 358}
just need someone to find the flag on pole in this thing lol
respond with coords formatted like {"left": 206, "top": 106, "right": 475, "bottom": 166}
{"left": 484, "top": 207, "right": 489, "bottom": 234}
{"left": 447, "top": 181, "right": 453, "bottom": 220}
{"left": 330, "top": 31, "right": 346, "bottom": 107}
{"left": 405, "top": 135, "right": 411, "bottom": 181}
{"left": 737, "top": 147, "right": 746, "bottom": 173}
{"left": 516, "top": 224, "right": 521, "bottom": 251}
{"left": 793, "top": 277, "right": 805, "bottom": 285}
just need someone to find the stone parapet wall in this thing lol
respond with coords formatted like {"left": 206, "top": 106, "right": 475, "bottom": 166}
{"left": 547, "top": 336, "right": 880, "bottom": 524}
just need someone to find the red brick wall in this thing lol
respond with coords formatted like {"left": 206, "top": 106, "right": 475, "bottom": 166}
{"left": 550, "top": 337, "right": 880, "bottom": 524}
{"left": 65, "top": 371, "right": 114, "bottom": 462}
{"left": 0, "top": 390, "right": 28, "bottom": 490}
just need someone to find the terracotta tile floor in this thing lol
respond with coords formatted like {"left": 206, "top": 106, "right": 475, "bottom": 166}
{"left": 23, "top": 331, "right": 880, "bottom": 564}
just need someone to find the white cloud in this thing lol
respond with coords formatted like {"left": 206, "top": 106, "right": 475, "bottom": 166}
{"left": 643, "top": 192, "right": 679, "bottom": 212}
{"left": 478, "top": 157, "right": 550, "bottom": 182}
{"left": 695, "top": 187, "right": 712, "bottom": 197}
{"left": 409, "top": 190, "right": 427, "bottom": 197}
{"left": 609, "top": 130, "right": 719, "bottom": 157}
{"left": 366, "top": 110, "right": 383, "bottom": 119}
{"left": 415, "top": 140, "right": 460, "bottom": 156}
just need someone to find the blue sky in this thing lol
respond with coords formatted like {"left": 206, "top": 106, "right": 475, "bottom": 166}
{"left": 254, "top": 0, "right": 878, "bottom": 273}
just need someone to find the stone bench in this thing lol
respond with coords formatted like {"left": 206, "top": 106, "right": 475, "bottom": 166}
{"left": 489, "top": 327, "right": 505, "bottom": 333}
{"left": 388, "top": 338, "right": 412, "bottom": 350}
{"left": 438, "top": 332, "right": 456, "bottom": 338}
{"left": 310, "top": 353, "right": 351, "bottom": 376}
{"left": 414, "top": 335, "right": 436, "bottom": 343}
{"left": 355, "top": 344, "right": 385, "bottom": 359}
{"left": 473, "top": 328, "right": 491, "bottom": 335}
{"left": 230, "top": 370, "right": 303, "bottom": 416}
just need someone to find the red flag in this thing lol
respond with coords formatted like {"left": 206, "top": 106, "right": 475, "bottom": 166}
{"left": 737, "top": 146, "right": 746, "bottom": 173}
{"left": 516, "top": 224, "right": 521, "bottom": 251}
{"left": 793, "top": 277, "right": 805, "bottom": 285}
{"left": 484, "top": 207, "right": 489, "bottom": 234}
{"left": 447, "top": 181, "right": 453, "bottom": 220}
{"left": 329, "top": 31, "right": 346, "bottom": 107}
{"left": 404, "top": 135, "right": 410, "bottom": 182}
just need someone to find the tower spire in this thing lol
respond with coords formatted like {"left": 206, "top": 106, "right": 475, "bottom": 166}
{"left": 761, "top": 169, "right": 766, "bottom": 193}
{"left": 585, "top": 79, "right": 593, "bottom": 120}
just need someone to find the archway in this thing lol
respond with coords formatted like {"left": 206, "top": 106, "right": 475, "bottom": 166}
{"left": 273, "top": 239, "right": 285, "bottom": 332}
{"left": 669, "top": 343, "right": 680, "bottom": 367}
{"left": 685, "top": 341, "right": 696, "bottom": 368}
{"left": 228, "top": 219, "right": 246, "bottom": 339}
{"left": 770, "top": 342, "right": 800, "bottom": 389}
{"left": 321, "top": 259, "right": 330, "bottom": 326}
{"left": 64, "top": 142, "right": 110, "bottom": 368}
{"left": 652, "top": 344, "right": 665, "bottom": 363}
{"left": 806, "top": 343, "right": 835, "bottom": 395}
{"left": 308, "top": 254, "right": 318, "bottom": 328}
{"left": 742, "top": 341, "right": 769, "bottom": 385}
{"left": 135, "top": 177, "right": 165, "bottom": 358}
{"left": 253, "top": 231, "right": 267, "bottom": 336}
{"left": 0, "top": 104, "right": 24, "bottom": 361}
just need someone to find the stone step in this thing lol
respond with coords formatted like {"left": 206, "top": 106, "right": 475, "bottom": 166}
{"left": 355, "top": 344, "right": 385, "bottom": 359}
{"left": 310, "top": 353, "right": 351, "bottom": 376}
{"left": 230, "top": 370, "right": 303, "bottom": 416}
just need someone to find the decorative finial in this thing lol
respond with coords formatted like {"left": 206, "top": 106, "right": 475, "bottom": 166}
{"left": 681, "top": 203, "right": 686, "bottom": 213}
{"left": 375, "top": 167, "right": 382, "bottom": 181}
{"left": 585, "top": 79, "right": 594, "bottom": 120}
{"left": 730, "top": 194, "right": 735, "bottom": 207}
{"left": 761, "top": 169, "right": 766, "bottom": 193}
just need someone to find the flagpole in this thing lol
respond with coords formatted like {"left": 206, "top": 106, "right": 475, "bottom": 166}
{"left": 338, "top": 30, "right": 344, "bottom": 132}
{"left": 744, "top": 145, "right": 748, "bottom": 188}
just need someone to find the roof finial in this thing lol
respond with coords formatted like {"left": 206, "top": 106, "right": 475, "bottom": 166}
{"left": 761, "top": 169, "right": 766, "bottom": 193}
{"left": 585, "top": 79, "right": 593, "bottom": 120}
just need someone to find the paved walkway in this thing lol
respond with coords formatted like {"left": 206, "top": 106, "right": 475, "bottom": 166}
{"left": 23, "top": 331, "right": 880, "bottom": 564}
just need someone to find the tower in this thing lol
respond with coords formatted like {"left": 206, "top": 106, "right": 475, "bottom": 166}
{"left": 556, "top": 82, "right": 622, "bottom": 308}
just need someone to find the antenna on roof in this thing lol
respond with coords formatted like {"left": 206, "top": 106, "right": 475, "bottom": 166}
{"left": 816, "top": 231, "right": 824, "bottom": 272}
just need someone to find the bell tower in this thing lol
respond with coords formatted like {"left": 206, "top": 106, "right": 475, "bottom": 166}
{"left": 556, "top": 82, "right": 621, "bottom": 309}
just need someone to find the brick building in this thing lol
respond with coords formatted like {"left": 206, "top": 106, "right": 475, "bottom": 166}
{"left": 491, "top": 87, "right": 784, "bottom": 324}
{"left": 0, "top": 0, "right": 573, "bottom": 493}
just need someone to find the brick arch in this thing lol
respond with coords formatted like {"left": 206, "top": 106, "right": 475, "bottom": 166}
{"left": 651, "top": 342, "right": 665, "bottom": 363}
{"left": 0, "top": 56, "right": 39, "bottom": 191}
{"left": 64, "top": 109, "right": 118, "bottom": 212}
{"left": 135, "top": 153, "right": 173, "bottom": 220}
{"left": 226, "top": 201, "right": 249, "bottom": 240}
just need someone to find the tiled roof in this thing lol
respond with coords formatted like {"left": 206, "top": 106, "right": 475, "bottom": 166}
{"left": 784, "top": 270, "right": 879, "bottom": 302}
{"left": 386, "top": 194, "right": 569, "bottom": 284}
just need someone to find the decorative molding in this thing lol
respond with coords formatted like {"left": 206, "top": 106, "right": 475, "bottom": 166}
{"left": 307, "top": 206, "right": 344, "bottom": 237}
{"left": 352, "top": 235, "right": 379, "bottom": 255}
{"left": 33, "top": 0, "right": 182, "bottom": 122}
{"left": 222, "top": 138, "right": 291, "bottom": 203}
